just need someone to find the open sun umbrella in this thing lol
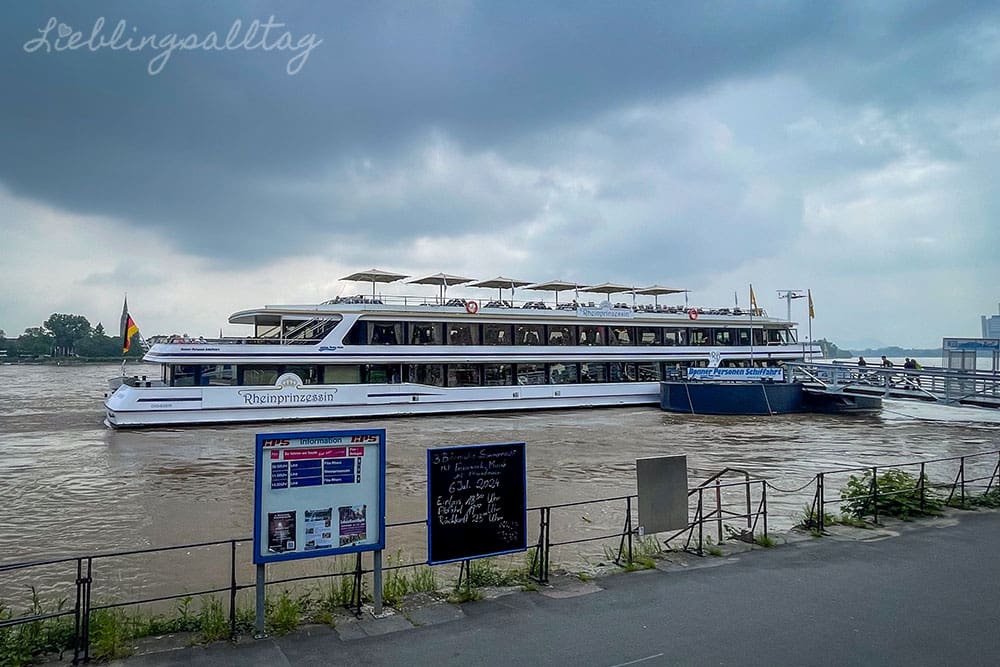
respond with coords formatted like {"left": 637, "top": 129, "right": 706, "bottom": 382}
{"left": 468, "top": 276, "right": 533, "bottom": 302}
{"left": 340, "top": 269, "right": 409, "bottom": 298}
{"left": 406, "top": 272, "right": 474, "bottom": 301}
{"left": 523, "top": 279, "right": 588, "bottom": 305}
{"left": 634, "top": 285, "right": 688, "bottom": 307}
{"left": 580, "top": 282, "right": 634, "bottom": 305}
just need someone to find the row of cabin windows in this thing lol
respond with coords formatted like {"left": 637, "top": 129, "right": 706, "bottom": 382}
{"left": 165, "top": 360, "right": 782, "bottom": 388}
{"left": 350, "top": 321, "right": 794, "bottom": 347}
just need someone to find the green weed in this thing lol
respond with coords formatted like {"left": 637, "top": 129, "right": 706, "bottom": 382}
{"left": 841, "top": 469, "right": 943, "bottom": 520}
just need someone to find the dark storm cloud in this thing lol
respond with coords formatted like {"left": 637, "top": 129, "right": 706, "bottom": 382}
{"left": 2, "top": 1, "right": 999, "bottom": 263}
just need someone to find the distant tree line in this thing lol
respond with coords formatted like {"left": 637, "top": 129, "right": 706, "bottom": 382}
{"left": 815, "top": 338, "right": 940, "bottom": 359}
{"left": 0, "top": 314, "right": 143, "bottom": 360}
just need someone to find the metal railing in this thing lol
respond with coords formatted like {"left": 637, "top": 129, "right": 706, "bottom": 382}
{"left": 1, "top": 473, "right": 770, "bottom": 663}
{"left": 803, "top": 450, "right": 1000, "bottom": 532}
{"left": 5, "top": 451, "right": 1000, "bottom": 663}
{"left": 786, "top": 361, "right": 1000, "bottom": 408}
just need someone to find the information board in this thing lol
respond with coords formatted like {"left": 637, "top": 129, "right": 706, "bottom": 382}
{"left": 427, "top": 442, "right": 527, "bottom": 565}
{"left": 254, "top": 429, "right": 385, "bottom": 564}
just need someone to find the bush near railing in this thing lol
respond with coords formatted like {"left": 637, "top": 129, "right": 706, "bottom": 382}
{"left": 840, "top": 469, "right": 944, "bottom": 520}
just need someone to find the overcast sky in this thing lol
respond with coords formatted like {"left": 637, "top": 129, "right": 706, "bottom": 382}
{"left": 2, "top": 1, "right": 999, "bottom": 349}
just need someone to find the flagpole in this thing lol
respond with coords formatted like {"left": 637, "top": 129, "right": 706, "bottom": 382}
{"left": 807, "top": 289, "right": 814, "bottom": 360}
{"left": 748, "top": 284, "right": 755, "bottom": 365}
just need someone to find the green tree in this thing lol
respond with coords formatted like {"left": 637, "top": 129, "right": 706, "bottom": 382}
{"left": 18, "top": 327, "right": 54, "bottom": 357}
{"left": 44, "top": 313, "right": 92, "bottom": 357}
{"left": 0, "top": 329, "right": 15, "bottom": 357}
{"left": 76, "top": 321, "right": 123, "bottom": 358}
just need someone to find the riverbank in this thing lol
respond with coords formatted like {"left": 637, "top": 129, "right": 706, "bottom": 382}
{"left": 67, "top": 507, "right": 999, "bottom": 666}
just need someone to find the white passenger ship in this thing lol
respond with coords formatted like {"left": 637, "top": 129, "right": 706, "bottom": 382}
{"left": 104, "top": 273, "right": 819, "bottom": 428}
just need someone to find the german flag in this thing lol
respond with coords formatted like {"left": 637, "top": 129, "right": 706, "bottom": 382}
{"left": 120, "top": 297, "right": 141, "bottom": 354}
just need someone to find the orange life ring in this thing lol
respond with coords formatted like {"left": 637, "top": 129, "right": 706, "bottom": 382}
{"left": 688, "top": 309, "right": 698, "bottom": 320}
{"left": 465, "top": 301, "right": 479, "bottom": 314}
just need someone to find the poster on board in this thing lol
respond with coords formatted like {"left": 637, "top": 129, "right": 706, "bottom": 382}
{"left": 253, "top": 429, "right": 385, "bottom": 564}
{"left": 427, "top": 442, "right": 527, "bottom": 565}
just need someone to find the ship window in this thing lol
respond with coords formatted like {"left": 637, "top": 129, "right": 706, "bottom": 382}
{"left": 324, "top": 365, "right": 361, "bottom": 383}
{"left": 766, "top": 328, "right": 788, "bottom": 344}
{"left": 410, "top": 323, "right": 442, "bottom": 345}
{"left": 448, "top": 364, "right": 481, "bottom": 387}
{"left": 240, "top": 366, "right": 279, "bottom": 386}
{"left": 515, "top": 324, "right": 544, "bottom": 345}
{"left": 610, "top": 362, "right": 637, "bottom": 382}
{"left": 484, "top": 363, "right": 513, "bottom": 386}
{"left": 637, "top": 363, "right": 661, "bottom": 381}
{"left": 364, "top": 364, "right": 392, "bottom": 383}
{"left": 662, "top": 362, "right": 684, "bottom": 380}
{"left": 578, "top": 325, "right": 605, "bottom": 346}
{"left": 202, "top": 364, "right": 236, "bottom": 386}
{"left": 284, "top": 365, "right": 320, "bottom": 384}
{"left": 636, "top": 327, "right": 661, "bottom": 345}
{"left": 484, "top": 324, "right": 512, "bottom": 346}
{"left": 548, "top": 363, "right": 578, "bottom": 384}
{"left": 580, "top": 362, "right": 607, "bottom": 383}
{"left": 715, "top": 329, "right": 733, "bottom": 346}
{"left": 516, "top": 363, "right": 546, "bottom": 385}
{"left": 609, "top": 326, "right": 634, "bottom": 345}
{"left": 446, "top": 323, "right": 479, "bottom": 345}
{"left": 547, "top": 325, "right": 575, "bottom": 346}
{"left": 345, "top": 321, "right": 367, "bottom": 345}
{"left": 254, "top": 315, "right": 281, "bottom": 339}
{"left": 281, "top": 319, "right": 308, "bottom": 339}
{"left": 688, "top": 328, "right": 711, "bottom": 346}
{"left": 736, "top": 329, "right": 751, "bottom": 346}
{"left": 171, "top": 365, "right": 200, "bottom": 387}
{"left": 663, "top": 328, "right": 688, "bottom": 346}
{"left": 408, "top": 364, "right": 444, "bottom": 386}
{"left": 369, "top": 322, "right": 402, "bottom": 345}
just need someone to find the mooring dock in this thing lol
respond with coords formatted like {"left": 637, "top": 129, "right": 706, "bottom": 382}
{"left": 786, "top": 361, "right": 1000, "bottom": 410}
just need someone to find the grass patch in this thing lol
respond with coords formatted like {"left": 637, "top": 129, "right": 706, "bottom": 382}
{"left": 754, "top": 534, "right": 776, "bottom": 548}
{"left": 0, "top": 591, "right": 75, "bottom": 667}
{"left": 797, "top": 503, "right": 838, "bottom": 530}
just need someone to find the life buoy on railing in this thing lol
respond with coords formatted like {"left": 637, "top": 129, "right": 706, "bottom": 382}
{"left": 688, "top": 309, "right": 699, "bottom": 320}
{"left": 466, "top": 301, "right": 480, "bottom": 314}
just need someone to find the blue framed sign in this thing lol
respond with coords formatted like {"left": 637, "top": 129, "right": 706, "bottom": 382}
{"left": 253, "top": 429, "right": 386, "bottom": 564}
{"left": 426, "top": 442, "right": 527, "bottom": 565}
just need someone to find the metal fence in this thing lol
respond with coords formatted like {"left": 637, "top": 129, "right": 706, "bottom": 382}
{"left": 803, "top": 450, "right": 1000, "bottom": 532}
{"left": 4, "top": 450, "right": 1000, "bottom": 664}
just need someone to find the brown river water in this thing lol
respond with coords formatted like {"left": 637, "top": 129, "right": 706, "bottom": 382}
{"left": 1, "top": 361, "right": 998, "bottom": 608}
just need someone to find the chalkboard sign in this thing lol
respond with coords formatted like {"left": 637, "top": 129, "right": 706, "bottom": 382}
{"left": 427, "top": 442, "right": 527, "bottom": 565}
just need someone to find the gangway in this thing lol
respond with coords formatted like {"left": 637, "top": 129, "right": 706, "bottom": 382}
{"left": 785, "top": 361, "right": 1000, "bottom": 410}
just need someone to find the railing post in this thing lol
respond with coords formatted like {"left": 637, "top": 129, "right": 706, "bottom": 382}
{"left": 817, "top": 473, "right": 825, "bottom": 532}
{"left": 872, "top": 467, "right": 879, "bottom": 524}
{"left": 697, "top": 488, "right": 704, "bottom": 556}
{"left": 761, "top": 481, "right": 768, "bottom": 538}
{"left": 715, "top": 479, "right": 723, "bottom": 544}
{"left": 960, "top": 457, "right": 966, "bottom": 505}
{"left": 543, "top": 507, "right": 551, "bottom": 583}
{"left": 82, "top": 557, "right": 93, "bottom": 664}
{"left": 72, "top": 558, "right": 84, "bottom": 665}
{"left": 229, "top": 540, "right": 238, "bottom": 640}
{"left": 745, "top": 472, "right": 752, "bottom": 530}
{"left": 626, "top": 496, "right": 634, "bottom": 565}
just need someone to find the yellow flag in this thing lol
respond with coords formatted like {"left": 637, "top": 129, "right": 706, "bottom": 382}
{"left": 808, "top": 289, "right": 815, "bottom": 319}
{"left": 749, "top": 284, "right": 759, "bottom": 315}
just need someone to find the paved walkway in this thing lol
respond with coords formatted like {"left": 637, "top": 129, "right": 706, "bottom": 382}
{"left": 103, "top": 510, "right": 1000, "bottom": 666}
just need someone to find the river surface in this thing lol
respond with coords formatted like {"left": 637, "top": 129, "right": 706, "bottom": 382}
{"left": 1, "top": 360, "right": 998, "bottom": 607}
